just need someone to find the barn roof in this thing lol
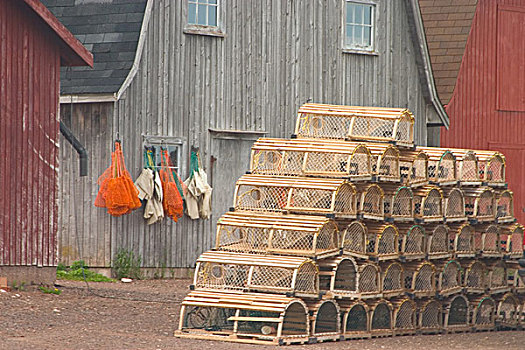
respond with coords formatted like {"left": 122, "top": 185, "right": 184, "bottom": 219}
{"left": 41, "top": 0, "right": 147, "bottom": 95}
{"left": 418, "top": 0, "right": 478, "bottom": 105}
{"left": 21, "top": 0, "right": 93, "bottom": 67}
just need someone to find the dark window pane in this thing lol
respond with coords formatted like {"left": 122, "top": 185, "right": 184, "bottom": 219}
{"left": 208, "top": 5, "right": 217, "bottom": 26}
{"left": 363, "top": 26, "right": 371, "bottom": 46}
{"left": 209, "top": 0, "right": 217, "bottom": 4}
{"left": 198, "top": 4, "right": 207, "bottom": 25}
{"left": 364, "top": 5, "right": 372, "bottom": 24}
{"left": 188, "top": 3, "right": 197, "bottom": 24}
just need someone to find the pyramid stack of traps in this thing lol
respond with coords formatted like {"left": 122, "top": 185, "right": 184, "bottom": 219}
{"left": 175, "top": 103, "right": 525, "bottom": 345}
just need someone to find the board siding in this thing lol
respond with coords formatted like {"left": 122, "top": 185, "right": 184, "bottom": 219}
{"left": 59, "top": 0, "right": 441, "bottom": 268}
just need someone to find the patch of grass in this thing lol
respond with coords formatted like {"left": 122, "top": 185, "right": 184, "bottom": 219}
{"left": 112, "top": 249, "right": 142, "bottom": 280}
{"left": 56, "top": 260, "right": 115, "bottom": 282}
{"left": 39, "top": 286, "right": 61, "bottom": 295}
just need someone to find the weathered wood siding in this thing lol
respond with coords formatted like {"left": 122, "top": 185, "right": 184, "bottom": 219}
{"left": 59, "top": 0, "right": 440, "bottom": 268}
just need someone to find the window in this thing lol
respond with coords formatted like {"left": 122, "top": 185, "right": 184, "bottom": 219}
{"left": 344, "top": 1, "right": 375, "bottom": 53}
{"left": 143, "top": 136, "right": 185, "bottom": 176}
{"left": 188, "top": 0, "right": 218, "bottom": 27}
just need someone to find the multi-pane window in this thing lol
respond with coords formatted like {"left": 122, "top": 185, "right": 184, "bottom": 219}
{"left": 344, "top": 1, "right": 375, "bottom": 51}
{"left": 143, "top": 136, "right": 184, "bottom": 175}
{"left": 188, "top": 0, "right": 218, "bottom": 27}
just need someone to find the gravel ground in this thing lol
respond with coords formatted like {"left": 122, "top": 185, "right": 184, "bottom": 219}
{"left": 1, "top": 279, "right": 524, "bottom": 350}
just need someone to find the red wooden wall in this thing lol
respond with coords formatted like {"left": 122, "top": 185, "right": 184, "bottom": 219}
{"left": 0, "top": 0, "right": 61, "bottom": 266}
{"left": 441, "top": 0, "right": 525, "bottom": 225}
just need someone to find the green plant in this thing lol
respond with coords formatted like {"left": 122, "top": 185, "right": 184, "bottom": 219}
{"left": 11, "top": 281, "right": 26, "bottom": 291}
{"left": 39, "top": 286, "right": 61, "bottom": 295}
{"left": 56, "top": 260, "right": 114, "bottom": 282}
{"left": 112, "top": 249, "right": 142, "bottom": 280}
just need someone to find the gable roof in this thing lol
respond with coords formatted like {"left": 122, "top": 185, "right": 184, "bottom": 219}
{"left": 41, "top": 0, "right": 147, "bottom": 95}
{"left": 20, "top": 0, "right": 93, "bottom": 67}
{"left": 419, "top": 0, "right": 478, "bottom": 105}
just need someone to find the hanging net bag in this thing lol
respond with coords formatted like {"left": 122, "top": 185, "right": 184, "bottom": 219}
{"left": 94, "top": 141, "right": 141, "bottom": 216}
{"left": 159, "top": 149, "right": 184, "bottom": 222}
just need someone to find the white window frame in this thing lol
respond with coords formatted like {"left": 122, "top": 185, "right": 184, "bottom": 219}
{"left": 142, "top": 135, "right": 186, "bottom": 177}
{"left": 342, "top": 0, "right": 377, "bottom": 55}
{"left": 184, "top": 0, "right": 225, "bottom": 38}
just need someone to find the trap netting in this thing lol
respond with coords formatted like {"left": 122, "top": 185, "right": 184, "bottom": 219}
{"left": 464, "top": 187, "right": 496, "bottom": 222}
{"left": 501, "top": 224, "right": 524, "bottom": 258}
{"left": 496, "top": 293, "right": 520, "bottom": 327}
{"left": 384, "top": 186, "right": 413, "bottom": 220}
{"left": 450, "top": 224, "right": 475, "bottom": 257}
{"left": 437, "top": 260, "right": 463, "bottom": 296}
{"left": 400, "top": 151, "right": 428, "bottom": 187}
{"left": 471, "top": 296, "right": 496, "bottom": 328}
{"left": 451, "top": 150, "right": 480, "bottom": 184}
{"left": 356, "top": 184, "right": 385, "bottom": 220}
{"left": 374, "top": 145, "right": 401, "bottom": 182}
{"left": 444, "top": 188, "right": 466, "bottom": 221}
{"left": 478, "top": 224, "right": 501, "bottom": 257}
{"left": 496, "top": 190, "right": 514, "bottom": 222}
{"left": 478, "top": 152, "right": 505, "bottom": 184}
{"left": 342, "top": 301, "right": 369, "bottom": 335}
{"left": 488, "top": 261, "right": 509, "bottom": 294}
{"left": 399, "top": 224, "right": 426, "bottom": 259}
{"left": 381, "top": 262, "right": 404, "bottom": 297}
{"left": 393, "top": 298, "right": 417, "bottom": 332}
{"left": 405, "top": 262, "right": 436, "bottom": 297}
{"left": 341, "top": 221, "right": 368, "bottom": 259}
{"left": 370, "top": 300, "right": 393, "bottom": 332}
{"left": 366, "top": 223, "right": 399, "bottom": 260}
{"left": 418, "top": 300, "right": 442, "bottom": 331}
{"left": 423, "top": 148, "right": 457, "bottom": 185}
{"left": 464, "top": 260, "right": 488, "bottom": 293}
{"left": 413, "top": 186, "right": 443, "bottom": 221}
{"left": 308, "top": 300, "right": 341, "bottom": 336}
{"left": 215, "top": 212, "right": 340, "bottom": 258}
{"left": 427, "top": 224, "right": 451, "bottom": 259}
{"left": 444, "top": 295, "right": 469, "bottom": 329}
{"left": 358, "top": 263, "right": 381, "bottom": 297}
{"left": 319, "top": 257, "right": 358, "bottom": 296}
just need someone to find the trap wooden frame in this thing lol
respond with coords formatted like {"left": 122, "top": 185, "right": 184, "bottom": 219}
{"left": 475, "top": 224, "right": 502, "bottom": 258}
{"left": 436, "top": 259, "right": 464, "bottom": 297}
{"left": 193, "top": 251, "right": 320, "bottom": 298}
{"left": 392, "top": 298, "right": 417, "bottom": 336}
{"left": 449, "top": 150, "right": 482, "bottom": 186}
{"left": 250, "top": 138, "right": 373, "bottom": 181}
{"left": 370, "top": 144, "right": 401, "bottom": 182}
{"left": 487, "top": 260, "right": 510, "bottom": 295}
{"left": 233, "top": 175, "right": 357, "bottom": 218}
{"left": 382, "top": 185, "right": 414, "bottom": 223}
{"left": 356, "top": 183, "right": 385, "bottom": 221}
{"left": 469, "top": 295, "right": 497, "bottom": 330}
{"left": 365, "top": 222, "right": 400, "bottom": 261}
{"left": 449, "top": 223, "right": 476, "bottom": 258}
{"left": 463, "top": 260, "right": 488, "bottom": 294}
{"left": 500, "top": 223, "right": 524, "bottom": 259}
{"left": 495, "top": 189, "right": 514, "bottom": 223}
{"left": 294, "top": 103, "right": 415, "bottom": 147}
{"left": 176, "top": 290, "right": 311, "bottom": 345}
{"left": 443, "top": 187, "right": 467, "bottom": 223}
{"left": 418, "top": 147, "right": 458, "bottom": 186}
{"left": 426, "top": 224, "right": 452, "bottom": 260}
{"left": 413, "top": 186, "right": 444, "bottom": 223}
{"left": 476, "top": 151, "right": 506, "bottom": 187}
{"left": 306, "top": 299, "right": 341, "bottom": 342}
{"left": 397, "top": 223, "right": 426, "bottom": 260}
{"left": 380, "top": 261, "right": 405, "bottom": 298}
{"left": 357, "top": 262, "right": 383, "bottom": 299}
{"left": 318, "top": 256, "right": 359, "bottom": 299}
{"left": 369, "top": 299, "right": 394, "bottom": 337}
{"left": 463, "top": 187, "right": 496, "bottom": 223}
{"left": 338, "top": 300, "right": 371, "bottom": 339}
{"left": 443, "top": 294, "right": 470, "bottom": 333}
{"left": 496, "top": 292, "right": 520, "bottom": 329}
{"left": 417, "top": 299, "right": 443, "bottom": 334}
{"left": 400, "top": 150, "right": 429, "bottom": 188}
{"left": 215, "top": 212, "right": 340, "bottom": 259}
{"left": 340, "top": 221, "right": 368, "bottom": 260}
{"left": 404, "top": 261, "right": 437, "bottom": 298}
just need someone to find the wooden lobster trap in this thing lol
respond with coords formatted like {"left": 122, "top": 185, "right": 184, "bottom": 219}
{"left": 418, "top": 147, "right": 458, "bottom": 186}
{"left": 340, "top": 221, "right": 368, "bottom": 259}
{"left": 449, "top": 223, "right": 476, "bottom": 258}
{"left": 318, "top": 257, "right": 358, "bottom": 299}
{"left": 463, "top": 187, "right": 496, "bottom": 223}
{"left": 417, "top": 299, "right": 443, "bottom": 334}
{"left": 436, "top": 260, "right": 464, "bottom": 297}
{"left": 450, "top": 150, "right": 482, "bottom": 186}
{"left": 470, "top": 295, "right": 497, "bottom": 330}
{"left": 404, "top": 261, "right": 436, "bottom": 298}
{"left": 392, "top": 298, "right": 417, "bottom": 335}
{"left": 250, "top": 138, "right": 373, "bottom": 181}
{"left": 193, "top": 251, "right": 319, "bottom": 298}
{"left": 358, "top": 262, "right": 382, "bottom": 299}
{"left": 233, "top": 175, "right": 357, "bottom": 218}
{"left": 365, "top": 223, "right": 400, "bottom": 261}
{"left": 370, "top": 144, "right": 401, "bottom": 182}
{"left": 506, "top": 261, "right": 525, "bottom": 294}
{"left": 338, "top": 300, "right": 371, "bottom": 339}
{"left": 487, "top": 261, "right": 510, "bottom": 295}
{"left": 463, "top": 260, "right": 488, "bottom": 294}
{"left": 176, "top": 290, "right": 310, "bottom": 345}
{"left": 443, "top": 187, "right": 467, "bottom": 223}
{"left": 294, "top": 103, "right": 415, "bottom": 147}
{"left": 356, "top": 183, "right": 385, "bottom": 221}
{"left": 426, "top": 224, "right": 452, "bottom": 260}
{"left": 369, "top": 299, "right": 394, "bottom": 337}
{"left": 413, "top": 186, "right": 444, "bottom": 223}
{"left": 500, "top": 223, "right": 524, "bottom": 259}
{"left": 215, "top": 212, "right": 340, "bottom": 259}
{"left": 306, "top": 300, "right": 341, "bottom": 342}
{"left": 496, "top": 189, "right": 514, "bottom": 223}
{"left": 397, "top": 224, "right": 426, "bottom": 260}
{"left": 380, "top": 261, "right": 405, "bottom": 298}
{"left": 477, "top": 150, "right": 506, "bottom": 187}
{"left": 383, "top": 185, "right": 414, "bottom": 223}
{"left": 475, "top": 224, "right": 502, "bottom": 258}
{"left": 399, "top": 150, "right": 429, "bottom": 187}
{"left": 443, "top": 294, "right": 470, "bottom": 333}
{"left": 496, "top": 293, "right": 520, "bottom": 329}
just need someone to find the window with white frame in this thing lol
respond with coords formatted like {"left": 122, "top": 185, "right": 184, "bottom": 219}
{"left": 344, "top": 1, "right": 375, "bottom": 52}
{"left": 143, "top": 136, "right": 184, "bottom": 176}
{"left": 188, "top": 0, "right": 218, "bottom": 27}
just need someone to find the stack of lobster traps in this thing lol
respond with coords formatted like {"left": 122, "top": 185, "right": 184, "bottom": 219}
{"left": 175, "top": 103, "right": 525, "bottom": 345}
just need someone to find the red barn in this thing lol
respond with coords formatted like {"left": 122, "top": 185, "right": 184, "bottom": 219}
{"left": 0, "top": 0, "right": 92, "bottom": 285}
{"left": 420, "top": 0, "right": 525, "bottom": 225}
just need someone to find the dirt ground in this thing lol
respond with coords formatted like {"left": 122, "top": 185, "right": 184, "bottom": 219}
{"left": 1, "top": 279, "right": 524, "bottom": 350}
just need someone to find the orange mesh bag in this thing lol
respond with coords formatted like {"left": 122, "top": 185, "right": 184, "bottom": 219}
{"left": 159, "top": 149, "right": 184, "bottom": 221}
{"left": 94, "top": 141, "right": 141, "bottom": 216}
